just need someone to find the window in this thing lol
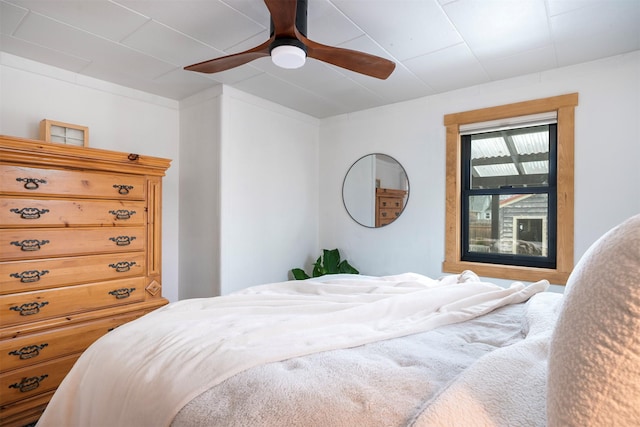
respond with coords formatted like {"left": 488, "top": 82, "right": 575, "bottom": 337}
{"left": 462, "top": 123, "right": 556, "bottom": 268}
{"left": 443, "top": 94, "right": 578, "bottom": 284}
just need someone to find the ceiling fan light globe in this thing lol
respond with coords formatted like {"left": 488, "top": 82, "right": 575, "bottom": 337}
{"left": 271, "top": 45, "right": 306, "bottom": 69}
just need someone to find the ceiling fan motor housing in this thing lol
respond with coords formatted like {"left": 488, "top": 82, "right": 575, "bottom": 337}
{"left": 269, "top": 0, "right": 308, "bottom": 55}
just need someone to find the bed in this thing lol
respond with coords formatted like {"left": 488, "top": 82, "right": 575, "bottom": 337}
{"left": 36, "top": 214, "right": 640, "bottom": 427}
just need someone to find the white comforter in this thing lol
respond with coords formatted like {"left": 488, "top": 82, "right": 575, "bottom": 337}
{"left": 37, "top": 272, "right": 550, "bottom": 427}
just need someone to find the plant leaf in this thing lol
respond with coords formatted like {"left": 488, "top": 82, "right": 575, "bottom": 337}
{"left": 323, "top": 249, "right": 341, "bottom": 274}
{"left": 338, "top": 260, "right": 359, "bottom": 274}
{"left": 312, "top": 256, "right": 324, "bottom": 277}
{"left": 291, "top": 268, "right": 310, "bottom": 280}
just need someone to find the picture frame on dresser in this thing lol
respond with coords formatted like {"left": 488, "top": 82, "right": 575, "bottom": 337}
{"left": 39, "top": 119, "right": 89, "bottom": 147}
{"left": 0, "top": 134, "right": 171, "bottom": 427}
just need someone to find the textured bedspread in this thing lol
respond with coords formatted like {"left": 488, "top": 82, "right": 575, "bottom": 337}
{"left": 173, "top": 296, "right": 561, "bottom": 427}
{"left": 37, "top": 272, "right": 553, "bottom": 427}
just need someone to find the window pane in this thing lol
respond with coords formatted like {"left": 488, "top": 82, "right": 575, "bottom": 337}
{"left": 470, "top": 125, "right": 549, "bottom": 189}
{"left": 467, "top": 194, "right": 548, "bottom": 257}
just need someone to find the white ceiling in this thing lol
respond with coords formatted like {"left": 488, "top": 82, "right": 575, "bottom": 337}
{"left": 1, "top": 0, "right": 639, "bottom": 118}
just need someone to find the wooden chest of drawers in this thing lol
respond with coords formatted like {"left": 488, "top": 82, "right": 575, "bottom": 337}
{"left": 0, "top": 135, "right": 171, "bottom": 427}
{"left": 375, "top": 188, "right": 407, "bottom": 227}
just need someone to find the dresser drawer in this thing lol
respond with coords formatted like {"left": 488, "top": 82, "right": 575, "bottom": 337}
{"left": 0, "top": 198, "right": 145, "bottom": 227}
{"left": 0, "top": 392, "right": 52, "bottom": 427}
{"left": 0, "top": 227, "right": 146, "bottom": 261}
{"left": 378, "top": 208, "right": 402, "bottom": 223}
{"left": 1, "top": 311, "right": 143, "bottom": 373}
{"left": 0, "top": 353, "right": 79, "bottom": 406}
{"left": 378, "top": 196, "right": 403, "bottom": 209}
{"left": 0, "top": 165, "right": 145, "bottom": 200}
{"left": 0, "top": 277, "right": 146, "bottom": 327}
{"left": 0, "top": 252, "right": 145, "bottom": 295}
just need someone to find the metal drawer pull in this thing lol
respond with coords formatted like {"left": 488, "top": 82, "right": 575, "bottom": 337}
{"left": 109, "top": 209, "right": 136, "bottom": 220}
{"left": 109, "top": 261, "right": 137, "bottom": 272}
{"left": 9, "top": 343, "right": 49, "bottom": 360}
{"left": 16, "top": 177, "right": 47, "bottom": 190}
{"left": 113, "top": 184, "right": 134, "bottom": 195}
{"left": 9, "top": 207, "right": 50, "bottom": 219}
{"left": 381, "top": 212, "right": 387, "bottom": 217}
{"left": 109, "top": 236, "right": 136, "bottom": 246}
{"left": 9, "top": 301, "right": 49, "bottom": 316}
{"left": 10, "top": 239, "right": 50, "bottom": 251}
{"left": 10, "top": 270, "right": 50, "bottom": 283}
{"left": 382, "top": 201, "right": 387, "bottom": 206}
{"left": 9, "top": 375, "right": 48, "bottom": 393}
{"left": 108, "top": 287, "right": 136, "bottom": 299}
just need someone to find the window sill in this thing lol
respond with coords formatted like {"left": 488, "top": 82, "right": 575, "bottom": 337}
{"left": 442, "top": 260, "right": 570, "bottom": 285}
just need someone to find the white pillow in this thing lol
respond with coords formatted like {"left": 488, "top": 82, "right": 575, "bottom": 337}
{"left": 547, "top": 214, "right": 640, "bottom": 426}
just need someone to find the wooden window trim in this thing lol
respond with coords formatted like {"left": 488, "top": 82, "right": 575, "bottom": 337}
{"left": 442, "top": 93, "right": 578, "bottom": 285}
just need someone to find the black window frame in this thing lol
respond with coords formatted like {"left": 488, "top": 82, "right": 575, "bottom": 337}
{"left": 460, "top": 124, "right": 558, "bottom": 269}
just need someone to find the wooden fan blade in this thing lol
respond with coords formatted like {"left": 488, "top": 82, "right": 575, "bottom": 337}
{"left": 264, "top": 0, "right": 297, "bottom": 37}
{"left": 300, "top": 34, "right": 395, "bottom": 80}
{"left": 184, "top": 39, "right": 273, "bottom": 74}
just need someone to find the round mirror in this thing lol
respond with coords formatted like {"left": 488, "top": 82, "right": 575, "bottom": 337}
{"left": 342, "top": 154, "right": 409, "bottom": 228}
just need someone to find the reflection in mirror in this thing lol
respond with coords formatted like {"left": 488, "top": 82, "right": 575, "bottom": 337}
{"left": 342, "top": 154, "right": 409, "bottom": 228}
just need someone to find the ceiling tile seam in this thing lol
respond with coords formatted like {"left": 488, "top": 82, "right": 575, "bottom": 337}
{"left": 223, "top": 86, "right": 321, "bottom": 125}
{"left": 149, "top": 66, "right": 187, "bottom": 83}
{"left": 17, "top": 9, "right": 172, "bottom": 71}
{"left": 15, "top": 6, "right": 183, "bottom": 76}
{"left": 17, "top": 8, "right": 116, "bottom": 43}
{"left": 107, "top": 0, "right": 154, "bottom": 41}
{"left": 0, "top": 49, "right": 176, "bottom": 107}
{"left": 113, "top": 18, "right": 154, "bottom": 45}
{"left": 114, "top": 0, "right": 268, "bottom": 53}
{"left": 325, "top": 73, "right": 392, "bottom": 103}
{"left": 544, "top": 0, "right": 591, "bottom": 18}
{"left": 224, "top": 29, "right": 270, "bottom": 53}
{"left": 326, "top": 0, "right": 401, "bottom": 65}
{"left": 1, "top": 41, "right": 91, "bottom": 81}
{"left": 3, "top": 32, "right": 94, "bottom": 72}
{"left": 241, "top": 71, "right": 344, "bottom": 110}
{"left": 117, "top": 13, "right": 266, "bottom": 60}
{"left": 269, "top": 62, "right": 388, "bottom": 105}
{"left": 542, "top": 0, "right": 561, "bottom": 68}
{"left": 118, "top": 18, "right": 227, "bottom": 62}
{"left": 329, "top": 33, "right": 430, "bottom": 90}
{"left": 399, "top": 41, "right": 476, "bottom": 92}
{"left": 319, "top": 4, "right": 437, "bottom": 92}
{"left": 438, "top": 3, "right": 494, "bottom": 86}
{"left": 3, "top": 0, "right": 28, "bottom": 37}
{"left": 218, "top": 0, "right": 270, "bottom": 31}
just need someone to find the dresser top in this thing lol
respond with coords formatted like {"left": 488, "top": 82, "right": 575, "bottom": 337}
{"left": 1, "top": 134, "right": 171, "bottom": 176}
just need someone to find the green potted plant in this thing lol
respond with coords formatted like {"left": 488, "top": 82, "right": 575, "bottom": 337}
{"left": 291, "top": 248, "right": 359, "bottom": 280}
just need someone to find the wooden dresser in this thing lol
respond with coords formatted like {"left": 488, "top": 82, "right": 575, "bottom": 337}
{"left": 0, "top": 135, "right": 171, "bottom": 427}
{"left": 375, "top": 188, "right": 407, "bottom": 227}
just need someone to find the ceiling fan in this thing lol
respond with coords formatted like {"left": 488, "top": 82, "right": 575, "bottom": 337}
{"left": 184, "top": 0, "right": 396, "bottom": 80}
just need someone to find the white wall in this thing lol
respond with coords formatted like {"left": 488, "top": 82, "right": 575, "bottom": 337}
{"left": 4, "top": 49, "right": 638, "bottom": 297}
{"left": 218, "top": 87, "right": 320, "bottom": 294}
{"left": 0, "top": 53, "right": 181, "bottom": 302}
{"left": 179, "top": 86, "right": 321, "bottom": 296}
{"left": 319, "top": 51, "right": 640, "bottom": 288}
{"left": 1, "top": 53, "right": 320, "bottom": 300}
{"left": 178, "top": 87, "right": 223, "bottom": 299}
